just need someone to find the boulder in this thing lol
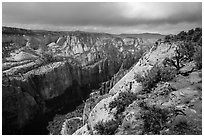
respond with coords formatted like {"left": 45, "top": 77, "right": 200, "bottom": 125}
{"left": 179, "top": 61, "right": 196, "bottom": 75}
{"left": 188, "top": 71, "right": 202, "bottom": 84}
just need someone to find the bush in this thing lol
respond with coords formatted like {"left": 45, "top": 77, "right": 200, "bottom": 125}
{"left": 109, "top": 92, "right": 138, "bottom": 117}
{"left": 193, "top": 45, "right": 202, "bottom": 69}
{"left": 135, "top": 65, "right": 162, "bottom": 93}
{"left": 160, "top": 66, "right": 177, "bottom": 81}
{"left": 141, "top": 105, "right": 170, "bottom": 134}
{"left": 94, "top": 119, "right": 120, "bottom": 135}
{"left": 169, "top": 121, "right": 189, "bottom": 135}
{"left": 134, "top": 65, "right": 176, "bottom": 93}
{"left": 168, "top": 121, "right": 202, "bottom": 135}
{"left": 139, "top": 101, "right": 187, "bottom": 135}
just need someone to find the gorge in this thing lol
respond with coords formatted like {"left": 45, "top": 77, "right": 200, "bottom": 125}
{"left": 2, "top": 26, "right": 162, "bottom": 134}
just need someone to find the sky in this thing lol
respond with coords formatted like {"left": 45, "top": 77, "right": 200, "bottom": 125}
{"left": 2, "top": 2, "right": 202, "bottom": 35}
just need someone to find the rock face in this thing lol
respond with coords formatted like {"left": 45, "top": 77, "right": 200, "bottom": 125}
{"left": 2, "top": 27, "right": 152, "bottom": 134}
{"left": 73, "top": 41, "right": 202, "bottom": 135}
{"left": 99, "top": 64, "right": 129, "bottom": 95}
{"left": 2, "top": 61, "right": 82, "bottom": 134}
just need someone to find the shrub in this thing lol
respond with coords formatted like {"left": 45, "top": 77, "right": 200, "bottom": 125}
{"left": 193, "top": 45, "right": 202, "bottom": 69}
{"left": 160, "top": 66, "right": 177, "bottom": 81}
{"left": 141, "top": 105, "right": 170, "bottom": 134}
{"left": 139, "top": 100, "right": 197, "bottom": 135}
{"left": 109, "top": 92, "right": 138, "bottom": 118}
{"left": 170, "top": 121, "right": 189, "bottom": 135}
{"left": 134, "top": 64, "right": 176, "bottom": 93}
{"left": 94, "top": 119, "right": 120, "bottom": 135}
{"left": 167, "top": 120, "right": 202, "bottom": 135}
{"left": 139, "top": 101, "right": 187, "bottom": 135}
{"left": 134, "top": 65, "right": 161, "bottom": 93}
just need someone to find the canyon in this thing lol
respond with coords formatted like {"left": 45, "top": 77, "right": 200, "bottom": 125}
{"left": 2, "top": 27, "right": 202, "bottom": 135}
{"left": 2, "top": 27, "right": 163, "bottom": 134}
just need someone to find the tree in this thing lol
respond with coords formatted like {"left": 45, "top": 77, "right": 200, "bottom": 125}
{"left": 169, "top": 44, "right": 186, "bottom": 70}
{"left": 164, "top": 40, "right": 196, "bottom": 71}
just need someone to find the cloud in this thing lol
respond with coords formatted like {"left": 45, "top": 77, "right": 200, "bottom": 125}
{"left": 2, "top": 2, "right": 202, "bottom": 34}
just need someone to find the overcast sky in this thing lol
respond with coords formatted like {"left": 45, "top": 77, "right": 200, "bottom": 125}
{"left": 2, "top": 2, "right": 202, "bottom": 34}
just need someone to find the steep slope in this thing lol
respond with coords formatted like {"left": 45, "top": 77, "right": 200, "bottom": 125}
{"left": 73, "top": 37, "right": 202, "bottom": 135}
{"left": 75, "top": 42, "right": 176, "bottom": 134}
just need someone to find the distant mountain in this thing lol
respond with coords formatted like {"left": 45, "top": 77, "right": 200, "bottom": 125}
{"left": 3, "top": 26, "right": 165, "bottom": 40}
{"left": 2, "top": 26, "right": 34, "bottom": 35}
{"left": 119, "top": 33, "right": 165, "bottom": 40}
